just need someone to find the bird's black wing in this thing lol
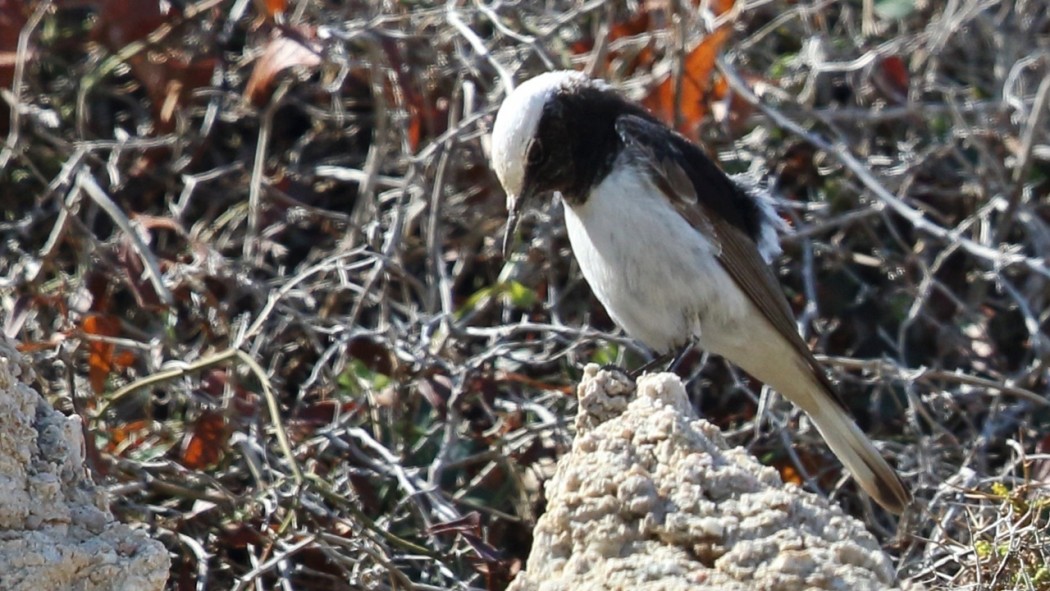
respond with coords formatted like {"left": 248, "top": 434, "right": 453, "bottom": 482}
{"left": 614, "top": 114, "right": 846, "bottom": 407}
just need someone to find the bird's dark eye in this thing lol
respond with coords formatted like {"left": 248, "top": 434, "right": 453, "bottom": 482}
{"left": 526, "top": 139, "right": 544, "bottom": 166}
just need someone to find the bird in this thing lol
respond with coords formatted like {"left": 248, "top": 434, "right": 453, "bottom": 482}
{"left": 489, "top": 70, "right": 911, "bottom": 515}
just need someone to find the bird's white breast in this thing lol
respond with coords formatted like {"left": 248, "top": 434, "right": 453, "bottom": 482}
{"left": 563, "top": 164, "right": 750, "bottom": 354}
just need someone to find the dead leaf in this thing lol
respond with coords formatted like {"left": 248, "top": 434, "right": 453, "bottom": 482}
{"left": 873, "top": 55, "right": 909, "bottom": 104}
{"left": 638, "top": 0, "right": 738, "bottom": 137}
{"left": 83, "top": 313, "right": 134, "bottom": 394}
{"left": 376, "top": 36, "right": 444, "bottom": 153}
{"left": 245, "top": 32, "right": 322, "bottom": 105}
{"left": 571, "top": 11, "right": 653, "bottom": 77}
{"left": 0, "top": 1, "right": 28, "bottom": 133}
{"left": 254, "top": 0, "right": 287, "bottom": 20}
{"left": 776, "top": 460, "right": 805, "bottom": 487}
{"left": 427, "top": 512, "right": 481, "bottom": 536}
{"left": 91, "top": 0, "right": 172, "bottom": 49}
{"left": 180, "top": 410, "right": 228, "bottom": 469}
{"left": 91, "top": 0, "right": 217, "bottom": 131}
{"left": 642, "top": 26, "right": 732, "bottom": 138}
{"left": 104, "top": 418, "right": 151, "bottom": 453}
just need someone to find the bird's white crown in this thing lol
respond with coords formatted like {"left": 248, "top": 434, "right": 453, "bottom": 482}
{"left": 490, "top": 70, "right": 590, "bottom": 203}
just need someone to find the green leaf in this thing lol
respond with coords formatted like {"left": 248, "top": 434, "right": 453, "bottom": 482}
{"left": 338, "top": 358, "right": 391, "bottom": 397}
{"left": 591, "top": 342, "right": 620, "bottom": 366}
{"left": 504, "top": 280, "right": 537, "bottom": 309}
{"left": 457, "top": 281, "right": 538, "bottom": 318}
{"left": 459, "top": 285, "right": 494, "bottom": 316}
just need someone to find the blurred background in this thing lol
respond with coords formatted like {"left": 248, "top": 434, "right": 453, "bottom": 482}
{"left": 1, "top": 0, "right": 1049, "bottom": 588}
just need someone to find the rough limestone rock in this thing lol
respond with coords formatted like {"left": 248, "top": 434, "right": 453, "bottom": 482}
{"left": 0, "top": 337, "right": 169, "bottom": 591}
{"left": 508, "top": 365, "right": 917, "bottom": 591}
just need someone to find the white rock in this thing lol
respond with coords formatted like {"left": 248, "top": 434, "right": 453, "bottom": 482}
{"left": 508, "top": 365, "right": 921, "bottom": 591}
{"left": 0, "top": 337, "right": 169, "bottom": 591}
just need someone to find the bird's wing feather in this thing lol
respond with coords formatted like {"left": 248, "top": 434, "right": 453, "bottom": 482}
{"left": 615, "top": 113, "right": 910, "bottom": 513}
{"left": 615, "top": 114, "right": 845, "bottom": 407}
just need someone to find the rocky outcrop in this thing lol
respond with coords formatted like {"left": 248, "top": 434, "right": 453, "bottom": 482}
{"left": 0, "top": 337, "right": 169, "bottom": 591}
{"left": 508, "top": 366, "right": 917, "bottom": 591}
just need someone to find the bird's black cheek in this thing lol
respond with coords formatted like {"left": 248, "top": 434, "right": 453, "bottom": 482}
{"left": 525, "top": 162, "right": 567, "bottom": 199}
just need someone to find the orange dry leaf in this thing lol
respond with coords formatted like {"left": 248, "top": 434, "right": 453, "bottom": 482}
{"left": 255, "top": 0, "right": 287, "bottom": 19}
{"left": 570, "top": 10, "right": 653, "bottom": 77}
{"left": 83, "top": 313, "right": 135, "bottom": 394}
{"left": 642, "top": 26, "right": 731, "bottom": 139}
{"left": 104, "top": 419, "right": 151, "bottom": 454}
{"left": 774, "top": 449, "right": 834, "bottom": 490}
{"left": 776, "top": 461, "right": 805, "bottom": 487}
{"left": 376, "top": 36, "right": 435, "bottom": 153}
{"left": 180, "top": 410, "right": 228, "bottom": 469}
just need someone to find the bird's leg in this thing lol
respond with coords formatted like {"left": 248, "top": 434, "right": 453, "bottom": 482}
{"left": 599, "top": 343, "right": 693, "bottom": 380}
{"left": 628, "top": 350, "right": 673, "bottom": 379}
{"left": 666, "top": 344, "right": 694, "bottom": 374}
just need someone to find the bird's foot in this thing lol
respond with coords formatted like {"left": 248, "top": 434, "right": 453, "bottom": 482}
{"left": 628, "top": 356, "right": 668, "bottom": 379}
{"left": 596, "top": 345, "right": 693, "bottom": 381}
{"left": 625, "top": 345, "right": 694, "bottom": 378}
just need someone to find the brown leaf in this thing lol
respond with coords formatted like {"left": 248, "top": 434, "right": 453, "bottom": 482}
{"left": 245, "top": 32, "right": 322, "bottom": 105}
{"left": 642, "top": 26, "right": 732, "bottom": 138}
{"left": 219, "top": 522, "right": 268, "bottom": 549}
{"left": 571, "top": 11, "right": 653, "bottom": 77}
{"left": 0, "top": 1, "right": 28, "bottom": 133}
{"left": 255, "top": 0, "right": 287, "bottom": 20}
{"left": 347, "top": 336, "right": 396, "bottom": 375}
{"left": 104, "top": 419, "right": 151, "bottom": 453}
{"left": 290, "top": 399, "right": 359, "bottom": 431}
{"left": 180, "top": 410, "right": 228, "bottom": 469}
{"left": 91, "top": 0, "right": 216, "bottom": 131}
{"left": 498, "top": 371, "right": 573, "bottom": 396}
{"left": 92, "top": 0, "right": 173, "bottom": 49}
{"left": 199, "top": 369, "right": 260, "bottom": 418}
{"left": 873, "top": 55, "right": 909, "bottom": 104}
{"left": 375, "top": 36, "right": 440, "bottom": 152}
{"left": 83, "top": 313, "right": 133, "bottom": 394}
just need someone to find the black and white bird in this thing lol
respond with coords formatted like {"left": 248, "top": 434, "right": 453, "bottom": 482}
{"left": 490, "top": 70, "right": 911, "bottom": 514}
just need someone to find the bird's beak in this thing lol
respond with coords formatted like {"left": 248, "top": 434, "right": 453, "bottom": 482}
{"left": 502, "top": 192, "right": 525, "bottom": 259}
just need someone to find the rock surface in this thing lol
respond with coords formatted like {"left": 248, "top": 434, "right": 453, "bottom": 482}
{"left": 0, "top": 337, "right": 169, "bottom": 591}
{"left": 508, "top": 366, "right": 917, "bottom": 591}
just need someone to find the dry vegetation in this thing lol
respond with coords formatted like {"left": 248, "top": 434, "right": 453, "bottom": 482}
{"left": 1, "top": 0, "right": 1049, "bottom": 589}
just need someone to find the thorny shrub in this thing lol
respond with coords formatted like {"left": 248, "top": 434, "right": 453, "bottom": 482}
{"left": 1, "top": 0, "right": 1049, "bottom": 589}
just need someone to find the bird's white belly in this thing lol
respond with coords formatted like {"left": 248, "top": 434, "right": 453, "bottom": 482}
{"left": 563, "top": 167, "right": 749, "bottom": 354}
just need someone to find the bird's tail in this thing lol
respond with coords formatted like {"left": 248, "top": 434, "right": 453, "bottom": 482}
{"left": 707, "top": 303, "right": 911, "bottom": 513}
{"left": 720, "top": 328, "right": 912, "bottom": 514}
{"left": 806, "top": 396, "right": 911, "bottom": 514}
